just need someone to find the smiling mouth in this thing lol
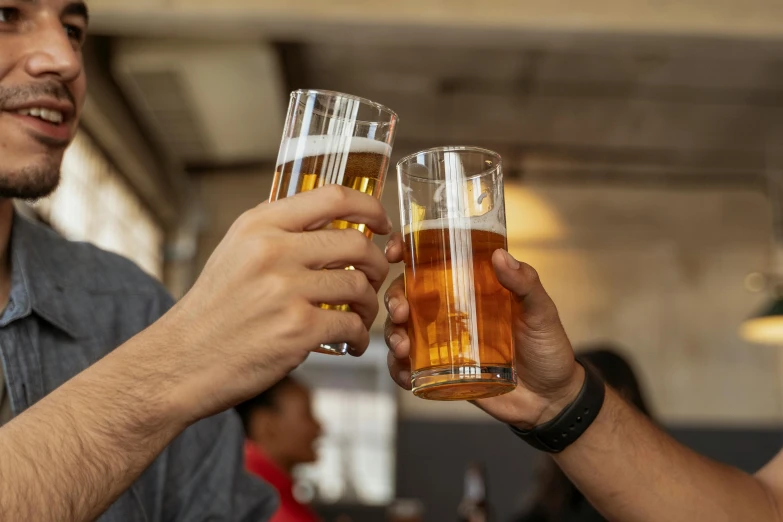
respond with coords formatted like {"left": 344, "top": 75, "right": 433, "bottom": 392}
{"left": 3, "top": 104, "right": 75, "bottom": 146}
{"left": 13, "top": 107, "right": 65, "bottom": 124}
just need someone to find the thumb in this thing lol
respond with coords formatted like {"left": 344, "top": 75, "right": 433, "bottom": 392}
{"left": 491, "top": 249, "right": 561, "bottom": 333}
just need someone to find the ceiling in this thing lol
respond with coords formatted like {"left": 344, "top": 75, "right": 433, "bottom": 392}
{"left": 105, "top": 36, "right": 783, "bottom": 185}
{"left": 295, "top": 41, "right": 783, "bottom": 178}
{"left": 80, "top": 0, "right": 783, "bottom": 190}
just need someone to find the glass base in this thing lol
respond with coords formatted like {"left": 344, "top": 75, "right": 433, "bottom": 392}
{"left": 412, "top": 365, "right": 516, "bottom": 401}
{"left": 317, "top": 342, "right": 349, "bottom": 356}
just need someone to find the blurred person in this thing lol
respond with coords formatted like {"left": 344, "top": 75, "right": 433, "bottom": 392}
{"left": 236, "top": 376, "right": 322, "bottom": 522}
{"left": 383, "top": 233, "right": 783, "bottom": 522}
{"left": 513, "top": 346, "right": 653, "bottom": 522}
{"left": 0, "top": 1, "right": 390, "bottom": 521}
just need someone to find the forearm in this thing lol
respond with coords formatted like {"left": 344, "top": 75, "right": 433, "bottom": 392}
{"left": 0, "top": 327, "right": 188, "bottom": 522}
{"left": 554, "top": 388, "right": 781, "bottom": 522}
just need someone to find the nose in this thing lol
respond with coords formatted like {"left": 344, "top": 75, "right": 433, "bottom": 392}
{"left": 23, "top": 19, "right": 82, "bottom": 84}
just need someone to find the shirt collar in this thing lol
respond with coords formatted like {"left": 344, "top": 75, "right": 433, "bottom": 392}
{"left": 0, "top": 213, "right": 80, "bottom": 338}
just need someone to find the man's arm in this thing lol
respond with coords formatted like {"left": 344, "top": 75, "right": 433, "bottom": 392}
{"left": 382, "top": 233, "right": 783, "bottom": 522}
{"left": 555, "top": 387, "right": 783, "bottom": 522}
{"left": 0, "top": 186, "right": 391, "bottom": 522}
{"left": 0, "top": 329, "right": 187, "bottom": 522}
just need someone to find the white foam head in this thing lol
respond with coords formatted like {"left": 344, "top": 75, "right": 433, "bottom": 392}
{"left": 278, "top": 135, "right": 391, "bottom": 164}
{"left": 404, "top": 214, "right": 506, "bottom": 237}
{"left": 402, "top": 176, "right": 506, "bottom": 236}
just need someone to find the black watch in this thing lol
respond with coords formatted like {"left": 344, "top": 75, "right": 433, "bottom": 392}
{"left": 509, "top": 358, "right": 605, "bottom": 453}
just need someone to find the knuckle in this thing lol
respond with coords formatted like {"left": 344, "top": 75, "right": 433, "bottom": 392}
{"left": 354, "top": 227, "right": 374, "bottom": 249}
{"left": 346, "top": 312, "right": 365, "bottom": 334}
{"left": 347, "top": 269, "right": 371, "bottom": 295}
{"left": 250, "top": 237, "right": 276, "bottom": 263}
{"left": 328, "top": 312, "right": 366, "bottom": 345}
{"left": 544, "top": 301, "right": 562, "bottom": 324}
{"left": 306, "top": 229, "right": 332, "bottom": 252}
{"left": 524, "top": 307, "right": 560, "bottom": 332}
{"left": 262, "top": 272, "right": 291, "bottom": 298}
{"left": 284, "top": 302, "right": 313, "bottom": 331}
{"left": 342, "top": 227, "right": 369, "bottom": 251}
{"left": 231, "top": 210, "right": 257, "bottom": 237}
{"left": 323, "top": 184, "right": 350, "bottom": 204}
{"left": 520, "top": 263, "right": 540, "bottom": 285}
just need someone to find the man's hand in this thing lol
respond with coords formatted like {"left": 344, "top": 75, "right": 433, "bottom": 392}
{"left": 385, "top": 232, "right": 783, "bottom": 522}
{"left": 0, "top": 185, "right": 392, "bottom": 522}
{"left": 153, "top": 185, "right": 391, "bottom": 424}
{"left": 383, "top": 232, "right": 582, "bottom": 428}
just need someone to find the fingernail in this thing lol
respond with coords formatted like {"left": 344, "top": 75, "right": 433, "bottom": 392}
{"left": 388, "top": 297, "right": 400, "bottom": 313}
{"left": 390, "top": 333, "right": 402, "bottom": 348}
{"left": 385, "top": 238, "right": 393, "bottom": 255}
{"left": 504, "top": 250, "right": 521, "bottom": 270}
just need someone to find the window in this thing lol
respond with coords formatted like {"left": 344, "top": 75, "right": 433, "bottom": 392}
{"left": 31, "top": 131, "right": 165, "bottom": 280}
{"left": 294, "top": 346, "right": 397, "bottom": 505}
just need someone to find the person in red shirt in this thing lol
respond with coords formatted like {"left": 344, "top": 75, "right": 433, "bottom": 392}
{"left": 236, "top": 376, "right": 323, "bottom": 522}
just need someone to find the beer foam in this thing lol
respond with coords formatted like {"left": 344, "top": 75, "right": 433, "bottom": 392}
{"left": 278, "top": 135, "right": 391, "bottom": 162}
{"left": 404, "top": 216, "right": 506, "bottom": 236}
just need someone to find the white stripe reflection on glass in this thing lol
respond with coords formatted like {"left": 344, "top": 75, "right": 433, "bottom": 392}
{"left": 442, "top": 151, "right": 480, "bottom": 368}
{"left": 319, "top": 97, "right": 360, "bottom": 188}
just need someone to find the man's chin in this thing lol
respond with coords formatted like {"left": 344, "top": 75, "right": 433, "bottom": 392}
{"left": 0, "top": 166, "right": 61, "bottom": 201}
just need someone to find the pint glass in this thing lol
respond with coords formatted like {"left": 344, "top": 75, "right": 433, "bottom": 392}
{"left": 397, "top": 147, "right": 516, "bottom": 400}
{"left": 270, "top": 90, "right": 398, "bottom": 355}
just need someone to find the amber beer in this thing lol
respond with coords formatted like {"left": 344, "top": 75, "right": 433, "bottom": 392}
{"left": 270, "top": 135, "right": 391, "bottom": 239}
{"left": 398, "top": 146, "right": 514, "bottom": 400}
{"left": 404, "top": 222, "right": 514, "bottom": 400}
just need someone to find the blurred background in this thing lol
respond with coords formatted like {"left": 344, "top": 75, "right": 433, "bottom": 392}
{"left": 25, "top": 0, "right": 783, "bottom": 520}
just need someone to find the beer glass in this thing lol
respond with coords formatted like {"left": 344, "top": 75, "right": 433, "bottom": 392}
{"left": 397, "top": 147, "right": 516, "bottom": 400}
{"left": 270, "top": 90, "right": 398, "bottom": 355}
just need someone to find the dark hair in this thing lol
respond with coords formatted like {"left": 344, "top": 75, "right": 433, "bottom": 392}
{"left": 518, "top": 345, "right": 652, "bottom": 522}
{"left": 234, "top": 376, "right": 296, "bottom": 437}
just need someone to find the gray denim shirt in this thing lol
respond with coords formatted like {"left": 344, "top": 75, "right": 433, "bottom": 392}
{"left": 0, "top": 214, "right": 278, "bottom": 521}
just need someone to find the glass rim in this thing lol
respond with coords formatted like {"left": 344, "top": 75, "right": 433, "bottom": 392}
{"left": 291, "top": 89, "right": 399, "bottom": 123}
{"left": 396, "top": 146, "right": 503, "bottom": 182}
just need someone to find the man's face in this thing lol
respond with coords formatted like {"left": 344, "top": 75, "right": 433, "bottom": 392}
{"left": 0, "top": 0, "right": 88, "bottom": 199}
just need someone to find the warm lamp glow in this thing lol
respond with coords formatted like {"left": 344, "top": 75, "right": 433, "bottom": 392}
{"left": 504, "top": 184, "right": 564, "bottom": 244}
{"left": 740, "top": 299, "right": 783, "bottom": 345}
